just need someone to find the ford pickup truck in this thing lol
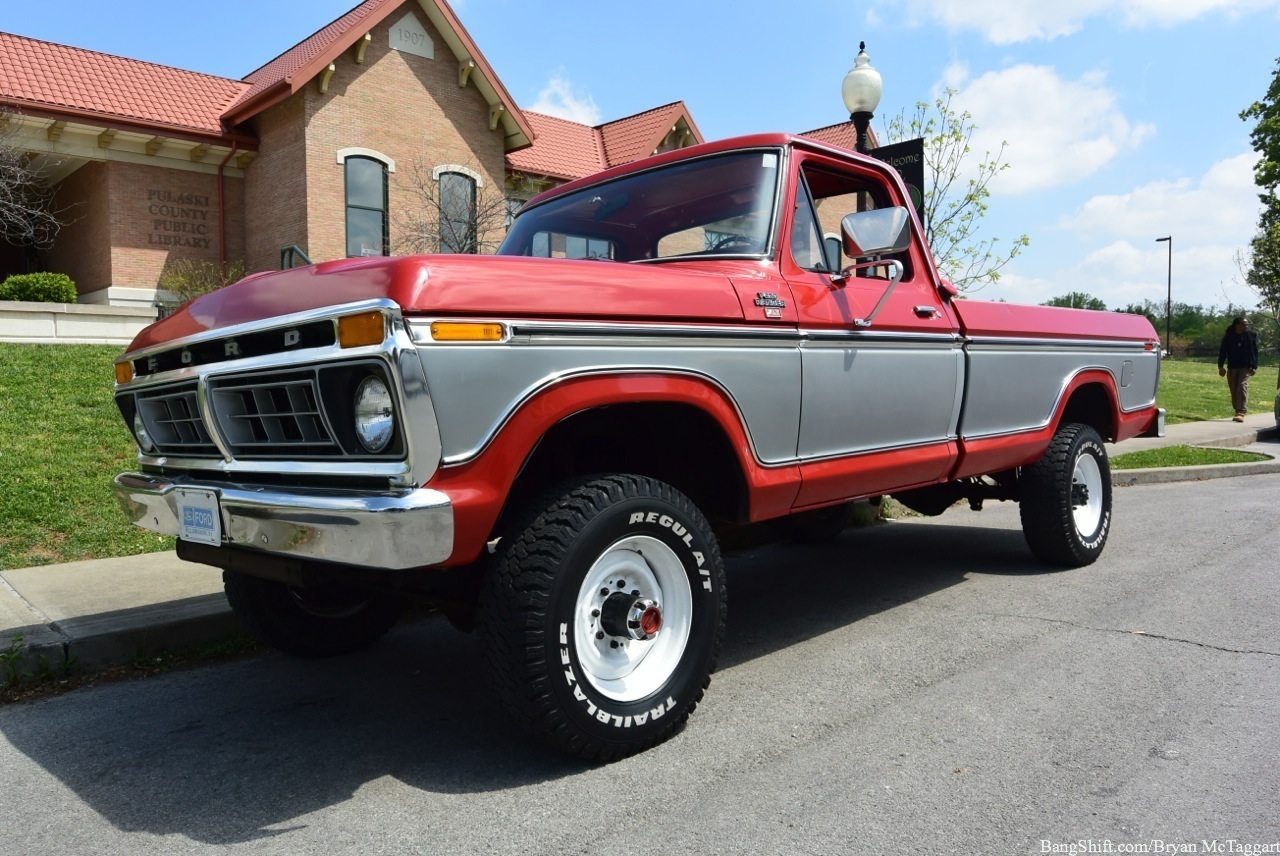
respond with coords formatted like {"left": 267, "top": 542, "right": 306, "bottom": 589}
{"left": 111, "top": 133, "right": 1163, "bottom": 761}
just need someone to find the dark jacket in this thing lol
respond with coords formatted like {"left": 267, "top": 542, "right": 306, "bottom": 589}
{"left": 1218, "top": 326, "right": 1259, "bottom": 371}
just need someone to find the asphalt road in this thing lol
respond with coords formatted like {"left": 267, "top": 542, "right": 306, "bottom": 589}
{"left": 2, "top": 474, "right": 1278, "bottom": 855}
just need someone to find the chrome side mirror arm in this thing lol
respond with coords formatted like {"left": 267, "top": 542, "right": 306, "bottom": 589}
{"left": 829, "top": 259, "right": 904, "bottom": 328}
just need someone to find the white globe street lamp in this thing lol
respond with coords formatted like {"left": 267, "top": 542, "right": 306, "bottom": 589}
{"left": 842, "top": 42, "right": 882, "bottom": 154}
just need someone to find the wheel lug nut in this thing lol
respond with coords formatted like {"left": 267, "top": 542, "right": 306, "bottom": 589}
{"left": 600, "top": 588, "right": 610, "bottom": 597}
{"left": 631, "top": 589, "right": 640, "bottom": 596}
{"left": 596, "top": 631, "right": 604, "bottom": 640}
{"left": 591, "top": 609, "right": 600, "bottom": 618}
{"left": 617, "top": 580, "right": 626, "bottom": 589}
{"left": 610, "top": 640, "right": 619, "bottom": 648}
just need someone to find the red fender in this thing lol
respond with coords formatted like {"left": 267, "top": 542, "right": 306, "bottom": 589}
{"left": 428, "top": 372, "right": 802, "bottom": 565}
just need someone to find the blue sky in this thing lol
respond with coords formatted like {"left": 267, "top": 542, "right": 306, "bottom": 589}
{"left": 6, "top": 0, "right": 1280, "bottom": 311}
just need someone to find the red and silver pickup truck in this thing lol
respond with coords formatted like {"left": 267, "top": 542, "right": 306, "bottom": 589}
{"left": 112, "top": 133, "right": 1163, "bottom": 760}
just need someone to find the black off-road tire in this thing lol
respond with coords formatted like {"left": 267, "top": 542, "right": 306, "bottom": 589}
{"left": 478, "top": 474, "right": 727, "bottom": 762}
{"left": 1019, "top": 423, "right": 1112, "bottom": 567}
{"left": 223, "top": 571, "right": 404, "bottom": 658}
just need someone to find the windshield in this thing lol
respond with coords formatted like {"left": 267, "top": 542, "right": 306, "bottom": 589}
{"left": 498, "top": 149, "right": 783, "bottom": 262}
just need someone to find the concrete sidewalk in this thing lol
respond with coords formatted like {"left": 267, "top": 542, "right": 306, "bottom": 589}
{"left": 3, "top": 413, "right": 1278, "bottom": 682}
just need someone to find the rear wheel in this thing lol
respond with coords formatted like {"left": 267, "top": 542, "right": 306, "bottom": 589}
{"left": 223, "top": 571, "right": 404, "bottom": 658}
{"left": 479, "top": 474, "right": 726, "bottom": 761}
{"left": 1019, "top": 423, "right": 1112, "bottom": 567}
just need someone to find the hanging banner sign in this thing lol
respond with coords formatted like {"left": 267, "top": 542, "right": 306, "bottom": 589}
{"left": 869, "top": 137, "right": 926, "bottom": 228}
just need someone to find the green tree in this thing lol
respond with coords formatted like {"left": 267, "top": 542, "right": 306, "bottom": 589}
{"left": 1240, "top": 56, "right": 1280, "bottom": 205}
{"left": 1043, "top": 292, "right": 1107, "bottom": 311}
{"left": 882, "top": 89, "right": 1029, "bottom": 292}
{"left": 1235, "top": 224, "right": 1280, "bottom": 382}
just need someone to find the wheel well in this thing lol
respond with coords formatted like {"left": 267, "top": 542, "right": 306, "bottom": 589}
{"left": 504, "top": 403, "right": 748, "bottom": 529}
{"left": 1060, "top": 382, "right": 1115, "bottom": 441}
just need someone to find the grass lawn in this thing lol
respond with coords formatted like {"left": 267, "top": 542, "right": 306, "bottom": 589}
{"left": 1110, "top": 445, "right": 1270, "bottom": 470}
{"left": 1156, "top": 356, "right": 1278, "bottom": 423}
{"left": 0, "top": 343, "right": 173, "bottom": 570}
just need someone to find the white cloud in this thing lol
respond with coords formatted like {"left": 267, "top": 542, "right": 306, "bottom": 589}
{"left": 529, "top": 73, "right": 602, "bottom": 125}
{"left": 949, "top": 65, "right": 1154, "bottom": 194}
{"left": 983, "top": 155, "right": 1263, "bottom": 308}
{"left": 893, "top": 0, "right": 1279, "bottom": 43}
{"left": 1058, "top": 152, "right": 1261, "bottom": 243}
{"left": 989, "top": 239, "right": 1256, "bottom": 310}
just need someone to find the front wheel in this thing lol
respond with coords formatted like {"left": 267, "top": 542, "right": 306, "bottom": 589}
{"left": 479, "top": 475, "right": 727, "bottom": 761}
{"left": 1019, "top": 423, "right": 1112, "bottom": 567}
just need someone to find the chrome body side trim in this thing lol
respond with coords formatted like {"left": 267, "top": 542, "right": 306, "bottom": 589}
{"left": 112, "top": 472, "right": 453, "bottom": 569}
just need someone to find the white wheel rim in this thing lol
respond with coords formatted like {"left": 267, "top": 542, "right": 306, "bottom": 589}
{"left": 1072, "top": 451, "right": 1104, "bottom": 538}
{"left": 573, "top": 535, "right": 692, "bottom": 702}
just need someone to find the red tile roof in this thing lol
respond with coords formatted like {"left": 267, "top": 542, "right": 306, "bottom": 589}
{"left": 799, "top": 119, "right": 875, "bottom": 151}
{"left": 599, "top": 102, "right": 699, "bottom": 165}
{"left": 0, "top": 32, "right": 248, "bottom": 137}
{"left": 507, "top": 102, "right": 702, "bottom": 181}
{"left": 505, "top": 111, "right": 605, "bottom": 180}
{"left": 1, "top": 0, "right": 533, "bottom": 149}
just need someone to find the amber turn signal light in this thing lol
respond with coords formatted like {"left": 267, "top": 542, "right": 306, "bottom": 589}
{"left": 429, "top": 321, "right": 506, "bottom": 342}
{"left": 114, "top": 360, "right": 133, "bottom": 384}
{"left": 338, "top": 311, "right": 385, "bottom": 348}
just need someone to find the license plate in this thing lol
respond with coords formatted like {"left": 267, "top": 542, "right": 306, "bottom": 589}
{"left": 176, "top": 487, "right": 222, "bottom": 545}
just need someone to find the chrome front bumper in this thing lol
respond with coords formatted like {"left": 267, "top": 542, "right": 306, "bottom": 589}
{"left": 113, "top": 472, "right": 454, "bottom": 570}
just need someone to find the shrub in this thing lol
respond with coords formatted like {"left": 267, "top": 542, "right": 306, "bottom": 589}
{"left": 0, "top": 272, "right": 76, "bottom": 303}
{"left": 156, "top": 258, "right": 246, "bottom": 312}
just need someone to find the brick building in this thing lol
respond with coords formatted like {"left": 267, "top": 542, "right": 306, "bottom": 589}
{"left": 0, "top": 0, "right": 706, "bottom": 307}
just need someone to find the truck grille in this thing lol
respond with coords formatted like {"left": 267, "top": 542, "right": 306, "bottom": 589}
{"left": 209, "top": 370, "right": 339, "bottom": 458}
{"left": 119, "top": 359, "right": 402, "bottom": 463}
{"left": 135, "top": 382, "right": 219, "bottom": 457}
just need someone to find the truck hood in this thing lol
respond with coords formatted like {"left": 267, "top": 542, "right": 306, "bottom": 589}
{"left": 129, "top": 255, "right": 749, "bottom": 351}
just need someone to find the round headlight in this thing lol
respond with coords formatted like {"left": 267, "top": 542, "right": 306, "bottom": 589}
{"left": 133, "top": 411, "right": 156, "bottom": 453}
{"left": 354, "top": 376, "right": 394, "bottom": 453}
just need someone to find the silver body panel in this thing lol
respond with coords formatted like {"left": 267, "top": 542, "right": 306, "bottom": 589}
{"left": 961, "top": 338, "right": 1160, "bottom": 439}
{"left": 407, "top": 321, "right": 1156, "bottom": 469}
{"left": 798, "top": 332, "right": 964, "bottom": 458}
{"left": 408, "top": 320, "right": 804, "bottom": 465}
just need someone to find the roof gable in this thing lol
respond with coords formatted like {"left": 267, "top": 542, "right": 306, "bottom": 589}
{"left": 223, "top": 0, "right": 533, "bottom": 149}
{"left": 598, "top": 102, "right": 700, "bottom": 165}
{"left": 508, "top": 101, "right": 703, "bottom": 182}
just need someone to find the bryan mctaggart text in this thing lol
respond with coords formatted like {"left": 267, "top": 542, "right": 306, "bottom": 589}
{"left": 1041, "top": 840, "right": 1280, "bottom": 855}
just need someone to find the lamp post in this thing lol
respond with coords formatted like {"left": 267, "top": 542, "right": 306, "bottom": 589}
{"left": 1156, "top": 236, "right": 1172, "bottom": 355}
{"left": 842, "top": 42, "right": 882, "bottom": 154}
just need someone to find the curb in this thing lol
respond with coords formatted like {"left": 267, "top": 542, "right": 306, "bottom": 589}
{"left": 1113, "top": 458, "right": 1280, "bottom": 486}
{"left": 6, "top": 596, "right": 239, "bottom": 681}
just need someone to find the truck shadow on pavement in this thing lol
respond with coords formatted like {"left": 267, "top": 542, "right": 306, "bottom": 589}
{"left": 0, "top": 519, "right": 1047, "bottom": 845}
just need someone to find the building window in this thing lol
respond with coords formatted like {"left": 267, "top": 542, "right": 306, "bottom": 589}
{"left": 345, "top": 155, "right": 388, "bottom": 257}
{"left": 437, "top": 171, "right": 478, "bottom": 254}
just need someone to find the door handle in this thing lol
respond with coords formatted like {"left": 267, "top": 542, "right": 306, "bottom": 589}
{"left": 913, "top": 305, "right": 938, "bottom": 318}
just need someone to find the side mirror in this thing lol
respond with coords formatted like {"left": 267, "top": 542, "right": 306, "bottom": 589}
{"left": 831, "top": 206, "right": 913, "bottom": 328}
{"left": 839, "top": 206, "right": 912, "bottom": 259}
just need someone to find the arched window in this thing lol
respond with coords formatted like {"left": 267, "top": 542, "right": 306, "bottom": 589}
{"left": 437, "top": 171, "right": 478, "bottom": 254}
{"left": 344, "top": 155, "right": 388, "bottom": 257}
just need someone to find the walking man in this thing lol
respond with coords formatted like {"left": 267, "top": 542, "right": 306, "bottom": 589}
{"left": 1218, "top": 314, "right": 1259, "bottom": 422}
